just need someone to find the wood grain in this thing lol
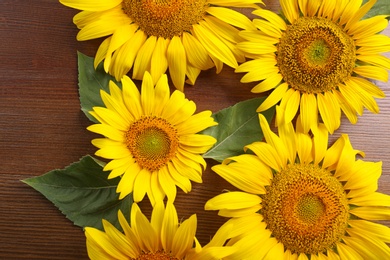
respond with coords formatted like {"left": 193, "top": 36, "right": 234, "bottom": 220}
{"left": 0, "top": 1, "right": 389, "bottom": 259}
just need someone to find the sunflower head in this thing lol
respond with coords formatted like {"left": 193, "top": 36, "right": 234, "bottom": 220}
{"left": 85, "top": 201, "right": 236, "bottom": 259}
{"left": 87, "top": 72, "right": 217, "bottom": 204}
{"left": 60, "top": 0, "right": 262, "bottom": 90}
{"left": 206, "top": 114, "right": 390, "bottom": 258}
{"left": 236, "top": 0, "right": 389, "bottom": 134}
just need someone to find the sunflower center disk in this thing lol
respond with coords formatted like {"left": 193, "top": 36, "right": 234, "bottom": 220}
{"left": 122, "top": 0, "right": 208, "bottom": 38}
{"left": 137, "top": 250, "right": 179, "bottom": 260}
{"left": 261, "top": 164, "right": 349, "bottom": 255}
{"left": 126, "top": 116, "right": 179, "bottom": 172}
{"left": 277, "top": 17, "right": 356, "bottom": 94}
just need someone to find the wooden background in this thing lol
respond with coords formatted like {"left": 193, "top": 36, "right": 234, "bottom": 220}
{"left": 1, "top": 1, "right": 389, "bottom": 259}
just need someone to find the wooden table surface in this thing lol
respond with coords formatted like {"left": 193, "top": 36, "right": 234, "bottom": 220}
{"left": 1, "top": 1, "right": 389, "bottom": 259}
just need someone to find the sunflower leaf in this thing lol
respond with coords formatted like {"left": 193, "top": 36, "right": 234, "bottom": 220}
{"left": 78, "top": 52, "right": 121, "bottom": 122}
{"left": 201, "top": 97, "right": 275, "bottom": 162}
{"left": 364, "top": 0, "right": 390, "bottom": 20}
{"left": 22, "top": 155, "right": 132, "bottom": 231}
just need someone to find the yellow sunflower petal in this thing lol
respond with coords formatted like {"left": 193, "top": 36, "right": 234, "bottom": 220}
{"left": 92, "top": 106, "right": 129, "bottom": 131}
{"left": 257, "top": 83, "right": 288, "bottom": 112}
{"left": 348, "top": 219, "right": 390, "bottom": 243}
{"left": 317, "top": 92, "right": 341, "bottom": 134}
{"left": 344, "top": 234, "right": 390, "bottom": 259}
{"left": 349, "top": 192, "right": 390, "bottom": 207}
{"left": 192, "top": 23, "right": 238, "bottom": 69}
{"left": 250, "top": 73, "right": 283, "bottom": 93}
{"left": 284, "top": 89, "right": 300, "bottom": 124}
{"left": 77, "top": 13, "right": 130, "bottom": 41}
{"left": 103, "top": 24, "right": 134, "bottom": 72}
{"left": 265, "top": 242, "right": 285, "bottom": 259}
{"left": 133, "top": 169, "right": 151, "bottom": 202}
{"left": 94, "top": 37, "right": 111, "bottom": 69}
{"left": 134, "top": 209, "right": 158, "bottom": 252}
{"left": 212, "top": 164, "right": 267, "bottom": 194}
{"left": 337, "top": 243, "right": 363, "bottom": 260}
{"left": 147, "top": 171, "right": 165, "bottom": 206}
{"left": 259, "top": 113, "right": 288, "bottom": 167}
{"left": 217, "top": 205, "right": 262, "bottom": 218}
{"left": 353, "top": 65, "right": 389, "bottom": 82}
{"left": 102, "top": 219, "right": 135, "bottom": 257}
{"left": 153, "top": 74, "right": 170, "bottom": 116}
{"left": 167, "top": 36, "right": 186, "bottom": 91}
{"left": 60, "top": 0, "right": 122, "bottom": 11}
{"left": 339, "top": 0, "right": 362, "bottom": 26}
{"left": 168, "top": 100, "right": 197, "bottom": 126}
{"left": 245, "top": 142, "right": 282, "bottom": 171}
{"left": 132, "top": 36, "right": 156, "bottom": 80}
{"left": 350, "top": 206, "right": 390, "bottom": 220}
{"left": 332, "top": 89, "right": 358, "bottom": 124}
{"left": 172, "top": 215, "right": 197, "bottom": 259}
{"left": 349, "top": 15, "right": 389, "bottom": 40}
{"left": 207, "top": 7, "right": 256, "bottom": 30}
{"left": 173, "top": 159, "right": 202, "bottom": 184}
{"left": 140, "top": 72, "right": 155, "bottom": 115}
{"left": 158, "top": 166, "right": 177, "bottom": 203}
{"left": 345, "top": 0, "right": 376, "bottom": 31}
{"left": 168, "top": 162, "right": 192, "bottom": 193}
{"left": 307, "top": 0, "right": 322, "bottom": 17}
{"left": 150, "top": 37, "right": 169, "bottom": 84}
{"left": 182, "top": 32, "right": 213, "bottom": 70}
{"left": 205, "top": 191, "right": 262, "bottom": 211}
{"left": 252, "top": 9, "right": 287, "bottom": 31}
{"left": 121, "top": 76, "right": 143, "bottom": 119}
{"left": 280, "top": 0, "right": 299, "bottom": 24}
{"left": 299, "top": 92, "right": 318, "bottom": 134}
{"left": 161, "top": 202, "right": 179, "bottom": 252}
{"left": 176, "top": 111, "right": 217, "bottom": 135}
{"left": 185, "top": 64, "right": 202, "bottom": 85}
{"left": 312, "top": 123, "right": 328, "bottom": 165}
{"left": 117, "top": 164, "right": 142, "bottom": 199}
{"left": 296, "top": 132, "right": 313, "bottom": 164}
{"left": 85, "top": 227, "right": 128, "bottom": 259}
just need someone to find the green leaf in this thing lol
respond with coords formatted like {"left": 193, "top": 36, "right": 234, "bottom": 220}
{"left": 78, "top": 52, "right": 121, "bottom": 122}
{"left": 364, "top": 0, "right": 390, "bottom": 20}
{"left": 22, "top": 155, "right": 132, "bottom": 231}
{"left": 201, "top": 97, "right": 275, "bottom": 162}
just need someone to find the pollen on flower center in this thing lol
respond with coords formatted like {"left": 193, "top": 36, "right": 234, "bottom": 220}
{"left": 136, "top": 250, "right": 179, "bottom": 260}
{"left": 122, "top": 0, "right": 209, "bottom": 39}
{"left": 277, "top": 17, "right": 356, "bottom": 94}
{"left": 261, "top": 164, "right": 349, "bottom": 255}
{"left": 126, "top": 116, "right": 179, "bottom": 172}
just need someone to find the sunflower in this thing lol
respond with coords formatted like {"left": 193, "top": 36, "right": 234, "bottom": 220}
{"left": 59, "top": 0, "right": 262, "bottom": 91}
{"left": 236, "top": 0, "right": 390, "bottom": 134}
{"left": 87, "top": 72, "right": 217, "bottom": 204}
{"left": 85, "top": 201, "right": 236, "bottom": 259}
{"left": 205, "top": 113, "right": 390, "bottom": 259}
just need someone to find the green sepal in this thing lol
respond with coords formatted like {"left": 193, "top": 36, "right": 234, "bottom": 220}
{"left": 201, "top": 97, "right": 275, "bottom": 162}
{"left": 22, "top": 155, "right": 132, "bottom": 231}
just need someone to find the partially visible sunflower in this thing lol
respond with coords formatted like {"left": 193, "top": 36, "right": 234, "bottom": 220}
{"left": 85, "top": 201, "right": 236, "bottom": 259}
{"left": 60, "top": 0, "right": 262, "bottom": 91}
{"left": 87, "top": 72, "right": 217, "bottom": 204}
{"left": 236, "top": 0, "right": 390, "bottom": 134}
{"left": 205, "top": 113, "right": 390, "bottom": 259}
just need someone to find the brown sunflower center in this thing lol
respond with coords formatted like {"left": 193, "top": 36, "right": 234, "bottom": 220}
{"left": 125, "top": 116, "right": 179, "bottom": 172}
{"left": 122, "top": 0, "right": 208, "bottom": 38}
{"left": 277, "top": 17, "right": 356, "bottom": 94}
{"left": 136, "top": 250, "right": 179, "bottom": 260}
{"left": 261, "top": 164, "right": 349, "bottom": 255}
